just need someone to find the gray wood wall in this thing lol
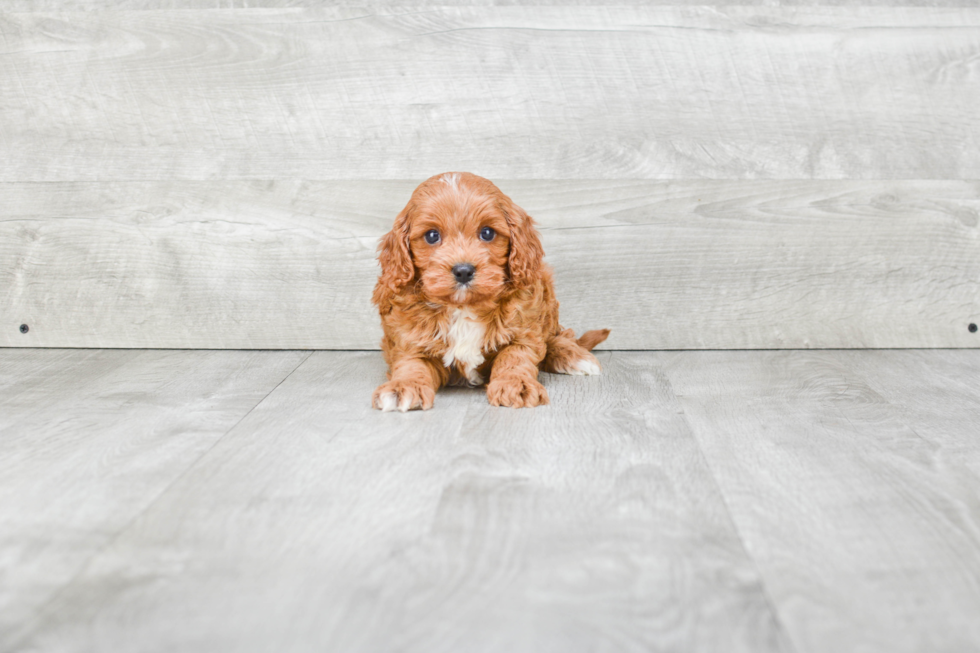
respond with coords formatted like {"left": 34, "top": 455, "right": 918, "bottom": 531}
{"left": 2, "top": 4, "right": 978, "bottom": 349}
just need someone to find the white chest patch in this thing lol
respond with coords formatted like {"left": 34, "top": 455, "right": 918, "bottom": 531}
{"left": 441, "top": 308, "right": 486, "bottom": 386}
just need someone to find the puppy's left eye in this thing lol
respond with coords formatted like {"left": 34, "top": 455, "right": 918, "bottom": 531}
{"left": 479, "top": 227, "right": 496, "bottom": 242}
{"left": 424, "top": 230, "right": 441, "bottom": 245}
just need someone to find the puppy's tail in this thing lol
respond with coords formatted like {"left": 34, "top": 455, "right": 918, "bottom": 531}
{"left": 576, "top": 329, "right": 610, "bottom": 351}
{"left": 541, "top": 328, "right": 610, "bottom": 375}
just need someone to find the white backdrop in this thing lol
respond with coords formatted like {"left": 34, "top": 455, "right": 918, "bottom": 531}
{"left": 2, "top": 5, "right": 978, "bottom": 348}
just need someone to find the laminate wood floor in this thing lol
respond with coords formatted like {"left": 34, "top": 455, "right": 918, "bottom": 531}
{"left": 1, "top": 349, "right": 978, "bottom": 653}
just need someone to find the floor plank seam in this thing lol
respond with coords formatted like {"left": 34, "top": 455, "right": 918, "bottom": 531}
{"left": 664, "top": 373, "right": 803, "bottom": 653}
{"left": 684, "top": 432, "right": 802, "bottom": 653}
{"left": 5, "top": 350, "right": 315, "bottom": 649}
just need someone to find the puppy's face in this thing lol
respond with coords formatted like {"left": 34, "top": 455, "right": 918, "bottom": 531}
{"left": 374, "top": 172, "right": 545, "bottom": 311}
{"left": 408, "top": 178, "right": 511, "bottom": 304}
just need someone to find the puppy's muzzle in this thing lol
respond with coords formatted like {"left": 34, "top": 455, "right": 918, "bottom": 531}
{"left": 452, "top": 263, "right": 476, "bottom": 286}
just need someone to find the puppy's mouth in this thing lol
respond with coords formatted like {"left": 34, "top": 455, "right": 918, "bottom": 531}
{"left": 449, "top": 262, "right": 479, "bottom": 304}
{"left": 451, "top": 284, "right": 472, "bottom": 304}
{"left": 420, "top": 261, "right": 503, "bottom": 305}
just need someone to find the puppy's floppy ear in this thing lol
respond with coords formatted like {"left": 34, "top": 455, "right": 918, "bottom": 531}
{"left": 501, "top": 198, "right": 544, "bottom": 289}
{"left": 372, "top": 203, "right": 415, "bottom": 314}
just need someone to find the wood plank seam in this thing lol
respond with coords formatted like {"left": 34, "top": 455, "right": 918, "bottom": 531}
{"left": 2, "top": 350, "right": 315, "bottom": 650}
{"left": 663, "top": 367, "right": 803, "bottom": 653}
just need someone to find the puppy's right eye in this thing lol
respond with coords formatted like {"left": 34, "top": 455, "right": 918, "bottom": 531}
{"left": 424, "top": 230, "right": 441, "bottom": 245}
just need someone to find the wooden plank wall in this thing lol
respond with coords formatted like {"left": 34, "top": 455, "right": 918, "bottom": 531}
{"left": 1, "top": 5, "right": 978, "bottom": 349}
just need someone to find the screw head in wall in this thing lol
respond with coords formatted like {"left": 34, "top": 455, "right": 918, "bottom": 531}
{"left": 19, "top": 324, "right": 29, "bottom": 334}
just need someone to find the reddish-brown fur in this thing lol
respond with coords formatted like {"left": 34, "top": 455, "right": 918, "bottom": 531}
{"left": 372, "top": 172, "right": 609, "bottom": 410}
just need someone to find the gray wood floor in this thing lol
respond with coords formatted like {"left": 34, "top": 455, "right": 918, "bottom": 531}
{"left": 2, "top": 348, "right": 978, "bottom": 653}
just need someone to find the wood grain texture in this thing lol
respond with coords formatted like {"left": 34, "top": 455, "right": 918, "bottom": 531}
{"left": 662, "top": 350, "right": 980, "bottom": 653}
{"left": 0, "top": 348, "right": 308, "bottom": 648}
{"left": 1, "top": 7, "right": 979, "bottom": 180}
{"left": 832, "top": 350, "right": 980, "bottom": 479}
{"left": 9, "top": 351, "right": 791, "bottom": 653}
{"left": 9, "top": 0, "right": 980, "bottom": 9}
{"left": 7, "top": 350, "right": 980, "bottom": 651}
{"left": 2, "top": 180, "right": 978, "bottom": 349}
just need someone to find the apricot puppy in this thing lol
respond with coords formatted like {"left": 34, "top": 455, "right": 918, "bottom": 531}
{"left": 372, "top": 172, "right": 609, "bottom": 411}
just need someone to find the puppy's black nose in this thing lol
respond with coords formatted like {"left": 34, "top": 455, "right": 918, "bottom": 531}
{"left": 452, "top": 263, "right": 476, "bottom": 285}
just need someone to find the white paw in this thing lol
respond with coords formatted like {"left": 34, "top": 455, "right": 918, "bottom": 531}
{"left": 373, "top": 381, "right": 435, "bottom": 412}
{"left": 379, "top": 392, "right": 398, "bottom": 412}
{"left": 570, "top": 359, "right": 601, "bottom": 376}
{"left": 397, "top": 392, "right": 417, "bottom": 412}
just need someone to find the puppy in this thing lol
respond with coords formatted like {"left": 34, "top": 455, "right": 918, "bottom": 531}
{"left": 371, "top": 172, "right": 609, "bottom": 411}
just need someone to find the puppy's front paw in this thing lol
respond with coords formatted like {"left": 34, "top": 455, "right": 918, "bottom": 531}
{"left": 372, "top": 380, "right": 435, "bottom": 412}
{"left": 487, "top": 375, "right": 549, "bottom": 408}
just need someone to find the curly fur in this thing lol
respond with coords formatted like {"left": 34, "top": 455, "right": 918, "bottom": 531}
{"left": 372, "top": 172, "right": 609, "bottom": 411}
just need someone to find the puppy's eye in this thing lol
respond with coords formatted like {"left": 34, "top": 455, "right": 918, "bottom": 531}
{"left": 479, "top": 227, "right": 496, "bottom": 242}
{"left": 424, "top": 229, "right": 441, "bottom": 245}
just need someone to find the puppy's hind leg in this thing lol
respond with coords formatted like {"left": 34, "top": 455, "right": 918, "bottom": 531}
{"left": 541, "top": 328, "right": 610, "bottom": 376}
